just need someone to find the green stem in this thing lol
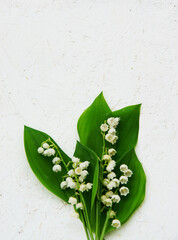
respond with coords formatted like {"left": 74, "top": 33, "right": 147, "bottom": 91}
{"left": 100, "top": 209, "right": 111, "bottom": 240}
{"left": 47, "top": 138, "right": 69, "bottom": 172}
{"left": 80, "top": 194, "right": 94, "bottom": 240}
{"left": 74, "top": 176, "right": 94, "bottom": 240}
{"left": 80, "top": 211, "right": 90, "bottom": 240}
{"left": 95, "top": 198, "right": 100, "bottom": 240}
{"left": 96, "top": 134, "right": 106, "bottom": 239}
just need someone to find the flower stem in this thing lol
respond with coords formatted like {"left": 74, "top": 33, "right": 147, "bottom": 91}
{"left": 80, "top": 193, "right": 94, "bottom": 240}
{"left": 100, "top": 209, "right": 111, "bottom": 240}
{"left": 47, "top": 138, "right": 69, "bottom": 172}
{"left": 80, "top": 211, "right": 90, "bottom": 240}
{"left": 74, "top": 176, "right": 94, "bottom": 240}
{"left": 96, "top": 134, "right": 106, "bottom": 239}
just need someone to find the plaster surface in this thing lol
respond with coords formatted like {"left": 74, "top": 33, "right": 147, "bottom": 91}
{"left": 0, "top": 1, "right": 178, "bottom": 240}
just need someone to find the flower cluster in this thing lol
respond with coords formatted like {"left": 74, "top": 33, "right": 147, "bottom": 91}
{"left": 68, "top": 196, "right": 83, "bottom": 210}
{"left": 60, "top": 157, "right": 93, "bottom": 193}
{"left": 38, "top": 141, "right": 63, "bottom": 172}
{"left": 100, "top": 117, "right": 133, "bottom": 229}
{"left": 38, "top": 143, "right": 55, "bottom": 156}
{"left": 38, "top": 140, "right": 93, "bottom": 218}
{"left": 100, "top": 117, "right": 120, "bottom": 144}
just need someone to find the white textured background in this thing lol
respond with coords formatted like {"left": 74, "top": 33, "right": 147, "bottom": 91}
{"left": 0, "top": 1, "right": 178, "bottom": 240}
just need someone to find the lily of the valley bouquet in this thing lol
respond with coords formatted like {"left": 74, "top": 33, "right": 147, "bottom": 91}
{"left": 24, "top": 92, "right": 146, "bottom": 240}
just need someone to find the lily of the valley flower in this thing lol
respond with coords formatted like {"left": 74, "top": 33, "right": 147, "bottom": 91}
{"left": 119, "top": 176, "right": 128, "bottom": 184}
{"left": 72, "top": 157, "right": 80, "bottom": 163}
{"left": 76, "top": 202, "right": 83, "bottom": 210}
{"left": 103, "top": 198, "right": 112, "bottom": 207}
{"left": 37, "top": 147, "right": 44, "bottom": 154}
{"left": 60, "top": 181, "right": 67, "bottom": 189}
{"left": 111, "top": 194, "right": 121, "bottom": 203}
{"left": 43, "top": 148, "right": 56, "bottom": 157}
{"left": 101, "top": 195, "right": 107, "bottom": 203}
{"left": 52, "top": 165, "right": 62, "bottom": 172}
{"left": 103, "top": 178, "right": 110, "bottom": 186}
{"left": 80, "top": 161, "right": 90, "bottom": 169}
{"left": 75, "top": 167, "right": 82, "bottom": 175}
{"left": 119, "top": 186, "right": 129, "bottom": 196}
{"left": 52, "top": 157, "right": 61, "bottom": 164}
{"left": 111, "top": 219, "right": 121, "bottom": 229}
{"left": 105, "top": 134, "right": 118, "bottom": 145}
{"left": 68, "top": 197, "right": 77, "bottom": 205}
{"left": 120, "top": 164, "right": 128, "bottom": 173}
{"left": 100, "top": 123, "right": 109, "bottom": 132}
{"left": 109, "top": 210, "right": 116, "bottom": 218}
{"left": 107, "top": 181, "right": 117, "bottom": 190}
{"left": 42, "top": 143, "right": 49, "bottom": 149}
{"left": 68, "top": 169, "right": 75, "bottom": 177}
{"left": 107, "top": 117, "right": 120, "bottom": 128}
{"left": 103, "top": 154, "right": 112, "bottom": 161}
{"left": 108, "top": 127, "right": 116, "bottom": 135}
{"left": 112, "top": 178, "right": 120, "bottom": 187}
{"left": 107, "top": 172, "right": 116, "bottom": 180}
{"left": 125, "top": 169, "right": 133, "bottom": 177}
{"left": 106, "top": 160, "right": 116, "bottom": 172}
{"left": 105, "top": 191, "right": 114, "bottom": 198}
{"left": 108, "top": 148, "right": 117, "bottom": 156}
{"left": 80, "top": 170, "right": 88, "bottom": 177}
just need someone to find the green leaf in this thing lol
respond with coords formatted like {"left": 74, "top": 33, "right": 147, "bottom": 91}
{"left": 77, "top": 92, "right": 141, "bottom": 161}
{"left": 106, "top": 149, "right": 146, "bottom": 233}
{"left": 112, "top": 104, "right": 141, "bottom": 160}
{"left": 91, "top": 162, "right": 99, "bottom": 209}
{"left": 74, "top": 141, "right": 99, "bottom": 232}
{"left": 77, "top": 92, "right": 111, "bottom": 158}
{"left": 74, "top": 141, "right": 99, "bottom": 210}
{"left": 24, "top": 125, "right": 72, "bottom": 203}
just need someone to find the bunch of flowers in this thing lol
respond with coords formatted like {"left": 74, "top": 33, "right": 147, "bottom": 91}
{"left": 24, "top": 92, "right": 146, "bottom": 240}
{"left": 99, "top": 117, "right": 133, "bottom": 230}
{"left": 37, "top": 116, "right": 133, "bottom": 234}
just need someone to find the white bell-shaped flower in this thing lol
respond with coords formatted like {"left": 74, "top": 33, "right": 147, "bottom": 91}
{"left": 111, "top": 219, "right": 121, "bottom": 229}
{"left": 108, "top": 148, "right": 116, "bottom": 156}
{"left": 37, "top": 147, "right": 44, "bottom": 154}
{"left": 68, "top": 169, "right": 75, "bottom": 177}
{"left": 120, "top": 164, "right": 128, "bottom": 173}
{"left": 52, "top": 157, "right": 61, "bottom": 164}
{"left": 107, "top": 172, "right": 116, "bottom": 180}
{"left": 75, "top": 167, "right": 82, "bottom": 175}
{"left": 105, "top": 191, "right": 114, "bottom": 198}
{"left": 109, "top": 210, "right": 116, "bottom": 218}
{"left": 42, "top": 143, "right": 49, "bottom": 149}
{"left": 111, "top": 194, "right": 121, "bottom": 203}
{"left": 52, "top": 165, "right": 61, "bottom": 172}
{"left": 76, "top": 202, "right": 83, "bottom": 210}
{"left": 103, "top": 198, "right": 112, "bottom": 207}
{"left": 72, "top": 157, "right": 80, "bottom": 163}
{"left": 100, "top": 123, "right": 109, "bottom": 132}
{"left": 124, "top": 169, "right": 133, "bottom": 177}
{"left": 119, "top": 176, "right": 128, "bottom": 184}
{"left": 80, "top": 161, "right": 90, "bottom": 170}
{"left": 60, "top": 181, "right": 67, "bottom": 189}
{"left": 107, "top": 181, "right": 116, "bottom": 190}
{"left": 119, "top": 186, "right": 129, "bottom": 196}
{"left": 68, "top": 197, "right": 77, "bottom": 205}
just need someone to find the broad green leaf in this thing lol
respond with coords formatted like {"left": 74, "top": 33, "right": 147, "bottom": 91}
{"left": 24, "top": 125, "right": 72, "bottom": 203}
{"left": 112, "top": 104, "right": 141, "bottom": 160}
{"left": 77, "top": 92, "right": 111, "bottom": 158}
{"left": 105, "top": 149, "right": 146, "bottom": 233}
{"left": 77, "top": 92, "right": 141, "bottom": 161}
